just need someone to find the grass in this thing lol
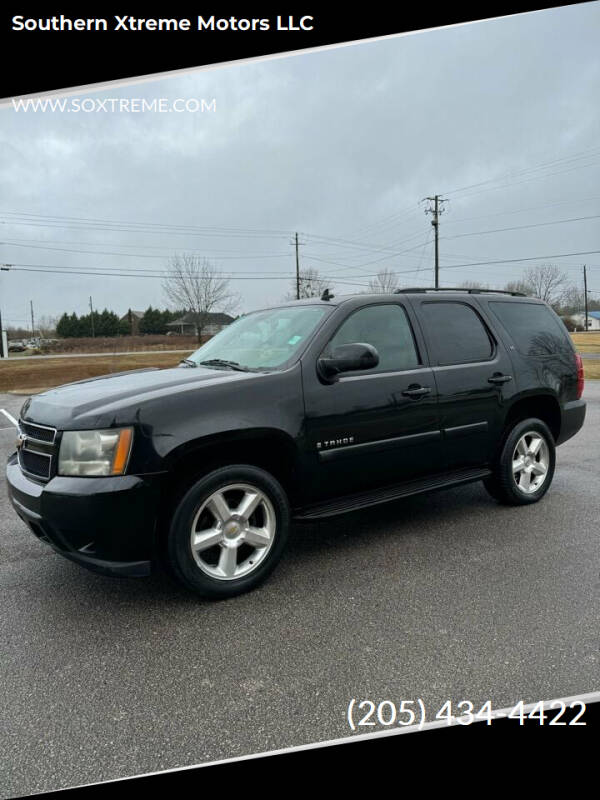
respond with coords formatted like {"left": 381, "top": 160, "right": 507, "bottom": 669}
{"left": 1, "top": 349, "right": 598, "bottom": 394}
{"left": 583, "top": 359, "right": 600, "bottom": 380}
{"left": 571, "top": 332, "right": 600, "bottom": 353}
{"left": 0, "top": 351, "right": 193, "bottom": 392}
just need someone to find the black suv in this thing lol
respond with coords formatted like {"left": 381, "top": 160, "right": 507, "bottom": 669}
{"left": 6, "top": 289, "right": 586, "bottom": 598}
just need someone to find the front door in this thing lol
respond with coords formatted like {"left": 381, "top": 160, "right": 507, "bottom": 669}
{"left": 302, "top": 301, "right": 442, "bottom": 500}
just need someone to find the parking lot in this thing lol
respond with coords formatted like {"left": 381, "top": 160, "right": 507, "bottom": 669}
{"left": 1, "top": 384, "right": 598, "bottom": 796}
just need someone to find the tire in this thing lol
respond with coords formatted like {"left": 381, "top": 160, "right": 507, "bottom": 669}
{"left": 483, "top": 417, "right": 555, "bottom": 506}
{"left": 166, "top": 464, "right": 290, "bottom": 599}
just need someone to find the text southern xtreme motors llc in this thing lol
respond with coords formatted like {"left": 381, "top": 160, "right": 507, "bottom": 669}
{"left": 11, "top": 16, "right": 316, "bottom": 33}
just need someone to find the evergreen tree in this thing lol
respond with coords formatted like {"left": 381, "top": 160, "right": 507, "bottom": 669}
{"left": 56, "top": 313, "right": 72, "bottom": 338}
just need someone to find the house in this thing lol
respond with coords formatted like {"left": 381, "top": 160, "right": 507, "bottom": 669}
{"left": 166, "top": 311, "right": 235, "bottom": 337}
{"left": 119, "top": 309, "right": 145, "bottom": 335}
{"left": 565, "top": 311, "right": 600, "bottom": 331}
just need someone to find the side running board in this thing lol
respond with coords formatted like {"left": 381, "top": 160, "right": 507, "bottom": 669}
{"left": 293, "top": 467, "right": 491, "bottom": 520}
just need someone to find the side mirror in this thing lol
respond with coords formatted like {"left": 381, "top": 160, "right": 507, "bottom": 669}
{"left": 317, "top": 342, "right": 379, "bottom": 383}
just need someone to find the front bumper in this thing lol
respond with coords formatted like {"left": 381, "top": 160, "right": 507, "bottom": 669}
{"left": 6, "top": 454, "right": 164, "bottom": 577}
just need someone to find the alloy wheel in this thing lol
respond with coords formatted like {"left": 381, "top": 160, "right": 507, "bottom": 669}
{"left": 189, "top": 483, "right": 276, "bottom": 580}
{"left": 512, "top": 431, "right": 550, "bottom": 495}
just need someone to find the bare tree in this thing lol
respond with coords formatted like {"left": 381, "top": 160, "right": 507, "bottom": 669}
{"left": 560, "top": 284, "right": 585, "bottom": 315}
{"left": 504, "top": 279, "right": 533, "bottom": 296}
{"left": 368, "top": 268, "right": 400, "bottom": 294}
{"left": 522, "top": 264, "right": 568, "bottom": 307}
{"left": 458, "top": 280, "right": 489, "bottom": 291}
{"left": 37, "top": 315, "right": 58, "bottom": 338}
{"left": 286, "top": 268, "right": 329, "bottom": 300}
{"left": 163, "top": 255, "right": 239, "bottom": 343}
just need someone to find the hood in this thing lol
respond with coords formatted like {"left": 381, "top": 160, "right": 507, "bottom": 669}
{"left": 21, "top": 365, "right": 260, "bottom": 429}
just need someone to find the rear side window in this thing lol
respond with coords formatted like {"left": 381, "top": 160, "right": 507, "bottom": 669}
{"left": 326, "top": 304, "right": 420, "bottom": 373}
{"left": 489, "top": 301, "right": 570, "bottom": 357}
{"left": 420, "top": 302, "right": 493, "bottom": 365}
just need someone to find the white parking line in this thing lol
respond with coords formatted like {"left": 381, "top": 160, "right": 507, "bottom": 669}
{"left": 0, "top": 409, "right": 18, "bottom": 427}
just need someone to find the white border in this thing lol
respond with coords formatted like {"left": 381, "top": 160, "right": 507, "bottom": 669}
{"left": 0, "top": 9, "right": 535, "bottom": 106}
{"left": 60, "top": 691, "right": 599, "bottom": 792}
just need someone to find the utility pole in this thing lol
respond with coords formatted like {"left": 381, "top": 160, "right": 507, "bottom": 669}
{"left": 583, "top": 264, "right": 589, "bottom": 333}
{"left": 89, "top": 296, "right": 95, "bottom": 337}
{"left": 295, "top": 232, "right": 300, "bottom": 300}
{"left": 0, "top": 264, "right": 10, "bottom": 358}
{"left": 0, "top": 265, "right": 8, "bottom": 358}
{"left": 30, "top": 300, "right": 35, "bottom": 339}
{"left": 424, "top": 195, "right": 447, "bottom": 288}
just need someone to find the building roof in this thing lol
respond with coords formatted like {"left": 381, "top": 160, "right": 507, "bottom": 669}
{"left": 166, "top": 312, "right": 235, "bottom": 326}
{"left": 119, "top": 310, "right": 145, "bottom": 320}
{"left": 567, "top": 310, "right": 600, "bottom": 320}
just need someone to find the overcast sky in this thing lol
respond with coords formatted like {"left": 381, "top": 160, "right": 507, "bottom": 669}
{"left": 1, "top": 3, "right": 599, "bottom": 330}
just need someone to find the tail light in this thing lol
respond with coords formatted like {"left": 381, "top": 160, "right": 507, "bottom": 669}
{"left": 575, "top": 353, "right": 584, "bottom": 399}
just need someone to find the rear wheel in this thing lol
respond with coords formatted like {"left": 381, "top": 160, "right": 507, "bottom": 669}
{"left": 166, "top": 465, "right": 290, "bottom": 599}
{"left": 483, "top": 417, "right": 555, "bottom": 506}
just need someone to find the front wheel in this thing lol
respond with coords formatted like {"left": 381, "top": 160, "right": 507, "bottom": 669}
{"left": 166, "top": 465, "right": 290, "bottom": 599}
{"left": 483, "top": 418, "right": 556, "bottom": 506}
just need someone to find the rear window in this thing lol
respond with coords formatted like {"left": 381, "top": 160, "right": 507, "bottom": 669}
{"left": 489, "top": 301, "right": 571, "bottom": 357}
{"left": 420, "top": 302, "right": 493, "bottom": 365}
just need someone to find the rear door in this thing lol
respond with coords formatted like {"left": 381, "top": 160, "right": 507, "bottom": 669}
{"left": 301, "top": 300, "right": 442, "bottom": 500}
{"left": 411, "top": 298, "right": 515, "bottom": 469}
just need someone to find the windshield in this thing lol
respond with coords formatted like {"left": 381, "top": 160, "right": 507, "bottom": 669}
{"left": 186, "top": 305, "right": 329, "bottom": 370}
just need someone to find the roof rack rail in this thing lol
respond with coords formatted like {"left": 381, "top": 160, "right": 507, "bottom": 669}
{"left": 394, "top": 287, "right": 526, "bottom": 297}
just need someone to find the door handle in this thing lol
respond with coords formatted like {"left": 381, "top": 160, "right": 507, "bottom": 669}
{"left": 488, "top": 373, "right": 512, "bottom": 385}
{"left": 401, "top": 385, "right": 432, "bottom": 398}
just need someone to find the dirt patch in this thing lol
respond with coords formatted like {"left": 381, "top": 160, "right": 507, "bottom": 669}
{"left": 0, "top": 352, "right": 193, "bottom": 392}
{"left": 36, "top": 334, "right": 200, "bottom": 355}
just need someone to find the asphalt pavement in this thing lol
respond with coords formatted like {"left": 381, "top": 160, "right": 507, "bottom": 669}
{"left": 0, "top": 385, "right": 598, "bottom": 796}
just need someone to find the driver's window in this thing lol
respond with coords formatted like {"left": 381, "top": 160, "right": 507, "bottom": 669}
{"left": 326, "top": 304, "right": 420, "bottom": 373}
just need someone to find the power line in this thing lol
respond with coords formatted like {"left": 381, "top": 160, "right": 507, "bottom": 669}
{"left": 1, "top": 241, "right": 291, "bottom": 260}
{"left": 442, "top": 196, "right": 600, "bottom": 226}
{"left": 392, "top": 249, "right": 600, "bottom": 277}
{"left": 0, "top": 237, "right": 292, "bottom": 255}
{"left": 0, "top": 218, "right": 292, "bottom": 240}
{"left": 442, "top": 213, "right": 600, "bottom": 240}
{"left": 0, "top": 262, "right": 372, "bottom": 286}
{"left": 0, "top": 209, "right": 292, "bottom": 237}
{"left": 443, "top": 145, "right": 600, "bottom": 198}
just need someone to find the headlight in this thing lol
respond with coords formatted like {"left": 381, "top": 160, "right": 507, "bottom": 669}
{"left": 58, "top": 428, "right": 133, "bottom": 477}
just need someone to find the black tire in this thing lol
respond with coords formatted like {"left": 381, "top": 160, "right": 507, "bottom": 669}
{"left": 483, "top": 417, "right": 555, "bottom": 506}
{"left": 166, "top": 464, "right": 290, "bottom": 599}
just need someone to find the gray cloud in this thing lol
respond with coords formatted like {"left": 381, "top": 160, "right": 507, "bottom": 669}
{"left": 1, "top": 3, "right": 599, "bottom": 330}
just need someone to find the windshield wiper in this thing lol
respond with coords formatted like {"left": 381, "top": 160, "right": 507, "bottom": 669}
{"left": 180, "top": 358, "right": 197, "bottom": 367}
{"left": 198, "top": 359, "right": 249, "bottom": 372}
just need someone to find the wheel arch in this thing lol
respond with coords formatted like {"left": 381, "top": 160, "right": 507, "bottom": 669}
{"left": 156, "top": 428, "right": 300, "bottom": 536}
{"left": 504, "top": 392, "right": 561, "bottom": 443}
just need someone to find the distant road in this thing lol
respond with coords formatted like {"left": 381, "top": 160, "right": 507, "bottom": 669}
{"left": 4, "top": 349, "right": 600, "bottom": 362}
{"left": 1, "top": 382, "right": 598, "bottom": 795}
{"left": 4, "top": 349, "right": 193, "bottom": 361}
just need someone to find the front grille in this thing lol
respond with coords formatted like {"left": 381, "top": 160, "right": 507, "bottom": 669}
{"left": 19, "top": 420, "right": 56, "bottom": 443}
{"left": 18, "top": 419, "right": 58, "bottom": 481}
{"left": 18, "top": 448, "right": 52, "bottom": 479}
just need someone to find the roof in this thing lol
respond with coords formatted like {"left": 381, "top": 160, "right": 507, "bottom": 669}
{"left": 119, "top": 310, "right": 145, "bottom": 320}
{"left": 567, "top": 310, "right": 600, "bottom": 320}
{"left": 166, "top": 311, "right": 235, "bottom": 326}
